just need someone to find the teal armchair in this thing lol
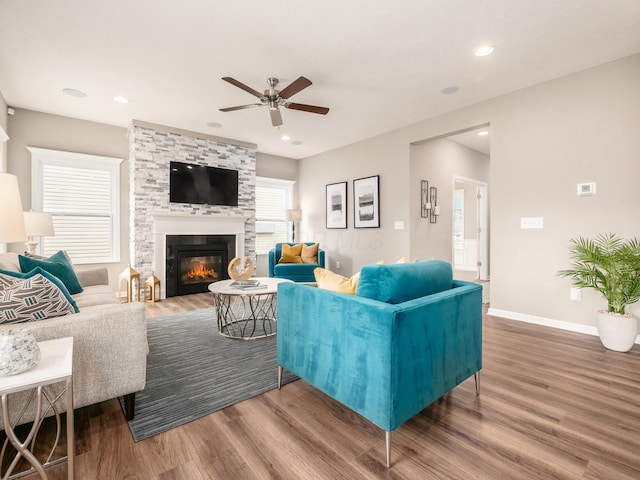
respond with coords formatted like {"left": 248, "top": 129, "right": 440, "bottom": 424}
{"left": 268, "top": 242, "right": 325, "bottom": 283}
{"left": 276, "top": 260, "right": 482, "bottom": 467}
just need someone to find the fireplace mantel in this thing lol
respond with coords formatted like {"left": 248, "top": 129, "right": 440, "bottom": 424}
{"left": 152, "top": 214, "right": 248, "bottom": 298}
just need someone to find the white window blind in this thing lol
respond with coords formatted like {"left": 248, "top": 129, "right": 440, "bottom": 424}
{"left": 255, "top": 177, "right": 294, "bottom": 255}
{"left": 29, "top": 147, "right": 122, "bottom": 264}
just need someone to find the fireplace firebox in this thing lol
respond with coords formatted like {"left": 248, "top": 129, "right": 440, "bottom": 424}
{"left": 166, "top": 235, "right": 236, "bottom": 297}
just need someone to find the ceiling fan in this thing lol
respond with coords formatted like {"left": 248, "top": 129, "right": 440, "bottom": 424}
{"left": 219, "top": 76, "right": 329, "bottom": 127}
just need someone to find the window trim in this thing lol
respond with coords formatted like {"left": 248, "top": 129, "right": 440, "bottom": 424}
{"left": 28, "top": 147, "right": 123, "bottom": 264}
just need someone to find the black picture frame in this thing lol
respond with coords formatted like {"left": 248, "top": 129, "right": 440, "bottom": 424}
{"left": 326, "top": 181, "right": 348, "bottom": 229}
{"left": 353, "top": 175, "right": 380, "bottom": 228}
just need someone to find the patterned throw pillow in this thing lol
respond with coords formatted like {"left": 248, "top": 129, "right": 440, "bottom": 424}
{"left": 0, "top": 269, "right": 79, "bottom": 313}
{"left": 0, "top": 274, "right": 76, "bottom": 324}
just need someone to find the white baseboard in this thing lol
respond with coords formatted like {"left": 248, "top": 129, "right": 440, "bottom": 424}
{"left": 487, "top": 308, "right": 640, "bottom": 345}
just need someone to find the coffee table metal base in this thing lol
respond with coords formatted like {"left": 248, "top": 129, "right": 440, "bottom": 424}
{"left": 213, "top": 291, "right": 277, "bottom": 340}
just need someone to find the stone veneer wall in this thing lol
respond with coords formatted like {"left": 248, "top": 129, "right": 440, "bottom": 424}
{"left": 128, "top": 120, "right": 256, "bottom": 279}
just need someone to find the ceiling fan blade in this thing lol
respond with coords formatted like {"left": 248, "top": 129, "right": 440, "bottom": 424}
{"left": 270, "top": 108, "right": 283, "bottom": 127}
{"left": 219, "top": 103, "right": 263, "bottom": 112}
{"left": 278, "top": 76, "right": 312, "bottom": 99}
{"left": 285, "top": 103, "right": 330, "bottom": 115}
{"left": 221, "top": 77, "right": 264, "bottom": 99}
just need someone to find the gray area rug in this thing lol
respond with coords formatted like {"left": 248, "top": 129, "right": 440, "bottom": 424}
{"left": 123, "top": 308, "right": 297, "bottom": 442}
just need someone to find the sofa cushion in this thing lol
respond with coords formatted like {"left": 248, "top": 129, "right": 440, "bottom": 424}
{"left": 301, "top": 243, "right": 320, "bottom": 264}
{"left": 19, "top": 251, "right": 83, "bottom": 295}
{"left": 72, "top": 284, "right": 119, "bottom": 309}
{"left": 0, "top": 273, "right": 76, "bottom": 324}
{"left": 0, "top": 268, "right": 79, "bottom": 313}
{"left": 356, "top": 260, "right": 453, "bottom": 304}
{"left": 314, "top": 268, "right": 360, "bottom": 294}
{"left": 278, "top": 243, "right": 303, "bottom": 264}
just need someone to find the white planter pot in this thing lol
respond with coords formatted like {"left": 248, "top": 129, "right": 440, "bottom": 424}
{"left": 597, "top": 311, "right": 639, "bottom": 352}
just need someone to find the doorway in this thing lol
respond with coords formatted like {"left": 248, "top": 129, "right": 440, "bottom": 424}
{"left": 452, "top": 176, "right": 488, "bottom": 281}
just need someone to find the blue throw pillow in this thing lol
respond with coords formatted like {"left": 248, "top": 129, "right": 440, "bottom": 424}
{"left": 18, "top": 251, "right": 84, "bottom": 295}
{"left": 0, "top": 267, "right": 80, "bottom": 313}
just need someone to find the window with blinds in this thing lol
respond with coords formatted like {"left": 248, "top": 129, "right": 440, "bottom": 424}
{"left": 255, "top": 177, "right": 294, "bottom": 255}
{"left": 28, "top": 147, "right": 122, "bottom": 264}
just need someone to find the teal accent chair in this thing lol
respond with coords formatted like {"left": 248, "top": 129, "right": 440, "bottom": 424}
{"left": 276, "top": 260, "right": 482, "bottom": 468}
{"left": 268, "top": 242, "right": 325, "bottom": 283}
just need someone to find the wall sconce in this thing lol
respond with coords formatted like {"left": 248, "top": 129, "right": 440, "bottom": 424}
{"left": 429, "top": 186, "right": 439, "bottom": 224}
{"left": 420, "top": 180, "right": 430, "bottom": 218}
{"left": 421, "top": 181, "right": 440, "bottom": 223}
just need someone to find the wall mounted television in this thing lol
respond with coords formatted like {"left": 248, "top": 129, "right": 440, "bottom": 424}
{"left": 169, "top": 161, "right": 239, "bottom": 207}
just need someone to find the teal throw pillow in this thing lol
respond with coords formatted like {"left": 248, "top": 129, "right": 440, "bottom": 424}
{"left": 18, "top": 251, "right": 84, "bottom": 295}
{"left": 0, "top": 268, "right": 80, "bottom": 313}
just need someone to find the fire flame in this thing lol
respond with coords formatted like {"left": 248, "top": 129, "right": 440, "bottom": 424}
{"left": 184, "top": 263, "right": 219, "bottom": 280}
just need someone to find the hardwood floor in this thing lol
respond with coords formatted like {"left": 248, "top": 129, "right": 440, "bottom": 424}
{"left": 11, "top": 293, "right": 640, "bottom": 479}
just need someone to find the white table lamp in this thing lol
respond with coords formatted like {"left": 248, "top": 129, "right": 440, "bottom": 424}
{"left": 0, "top": 173, "right": 27, "bottom": 244}
{"left": 23, "top": 211, "right": 55, "bottom": 255}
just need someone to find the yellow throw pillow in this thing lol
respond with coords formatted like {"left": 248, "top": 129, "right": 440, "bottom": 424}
{"left": 396, "top": 257, "right": 410, "bottom": 263}
{"left": 314, "top": 268, "right": 360, "bottom": 295}
{"left": 301, "top": 243, "right": 320, "bottom": 264}
{"left": 278, "top": 243, "right": 303, "bottom": 264}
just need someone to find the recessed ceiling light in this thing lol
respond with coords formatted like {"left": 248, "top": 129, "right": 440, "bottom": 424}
{"left": 62, "top": 88, "right": 87, "bottom": 98}
{"left": 291, "top": 140, "right": 304, "bottom": 146}
{"left": 475, "top": 45, "right": 495, "bottom": 57}
{"left": 206, "top": 122, "right": 222, "bottom": 128}
{"left": 281, "top": 135, "right": 291, "bottom": 141}
{"left": 113, "top": 96, "right": 128, "bottom": 104}
{"left": 440, "top": 86, "right": 460, "bottom": 95}
{"left": 477, "top": 131, "right": 489, "bottom": 136}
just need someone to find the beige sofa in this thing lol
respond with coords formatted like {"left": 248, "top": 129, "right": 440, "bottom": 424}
{"left": 0, "top": 252, "right": 147, "bottom": 427}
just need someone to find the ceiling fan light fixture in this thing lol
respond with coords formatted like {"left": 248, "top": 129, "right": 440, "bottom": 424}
{"left": 113, "top": 95, "right": 129, "bottom": 104}
{"left": 281, "top": 135, "right": 291, "bottom": 141}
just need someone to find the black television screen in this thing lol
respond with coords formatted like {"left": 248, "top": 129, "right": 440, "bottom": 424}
{"left": 169, "top": 161, "right": 239, "bottom": 207}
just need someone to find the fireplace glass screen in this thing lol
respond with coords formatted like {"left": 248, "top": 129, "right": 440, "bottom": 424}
{"left": 180, "top": 255, "right": 222, "bottom": 285}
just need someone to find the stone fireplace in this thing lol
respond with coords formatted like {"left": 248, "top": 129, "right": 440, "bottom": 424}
{"left": 128, "top": 120, "right": 257, "bottom": 298}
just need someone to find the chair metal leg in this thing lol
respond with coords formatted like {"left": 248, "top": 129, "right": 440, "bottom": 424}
{"left": 277, "top": 366, "right": 283, "bottom": 389}
{"left": 386, "top": 431, "right": 392, "bottom": 468}
{"left": 474, "top": 371, "right": 480, "bottom": 395}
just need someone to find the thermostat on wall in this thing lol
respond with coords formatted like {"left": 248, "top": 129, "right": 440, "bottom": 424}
{"left": 577, "top": 182, "right": 596, "bottom": 196}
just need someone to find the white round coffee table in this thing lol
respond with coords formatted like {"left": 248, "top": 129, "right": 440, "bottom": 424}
{"left": 208, "top": 277, "right": 293, "bottom": 339}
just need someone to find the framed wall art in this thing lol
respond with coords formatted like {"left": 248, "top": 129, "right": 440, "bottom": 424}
{"left": 326, "top": 181, "right": 347, "bottom": 229}
{"left": 353, "top": 175, "right": 380, "bottom": 228}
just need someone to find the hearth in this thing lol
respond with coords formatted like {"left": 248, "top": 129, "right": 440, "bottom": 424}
{"left": 166, "top": 235, "right": 235, "bottom": 297}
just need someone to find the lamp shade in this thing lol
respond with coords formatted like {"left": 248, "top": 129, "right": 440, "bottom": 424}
{"left": 0, "top": 173, "right": 27, "bottom": 243}
{"left": 23, "top": 211, "right": 55, "bottom": 236}
{"left": 286, "top": 209, "right": 302, "bottom": 222}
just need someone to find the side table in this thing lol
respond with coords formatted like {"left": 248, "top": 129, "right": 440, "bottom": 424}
{"left": 0, "top": 337, "right": 74, "bottom": 480}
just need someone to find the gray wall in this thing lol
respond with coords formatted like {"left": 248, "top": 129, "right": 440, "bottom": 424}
{"left": 6, "top": 108, "right": 130, "bottom": 283}
{"left": 299, "top": 53, "right": 640, "bottom": 330}
{"left": 410, "top": 139, "right": 489, "bottom": 264}
{"left": 254, "top": 152, "right": 299, "bottom": 276}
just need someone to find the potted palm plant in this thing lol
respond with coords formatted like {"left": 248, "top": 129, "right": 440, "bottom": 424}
{"left": 557, "top": 233, "right": 640, "bottom": 352}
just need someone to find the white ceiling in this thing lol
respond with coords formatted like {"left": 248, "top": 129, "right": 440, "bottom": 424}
{"left": 1, "top": 1, "right": 639, "bottom": 160}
